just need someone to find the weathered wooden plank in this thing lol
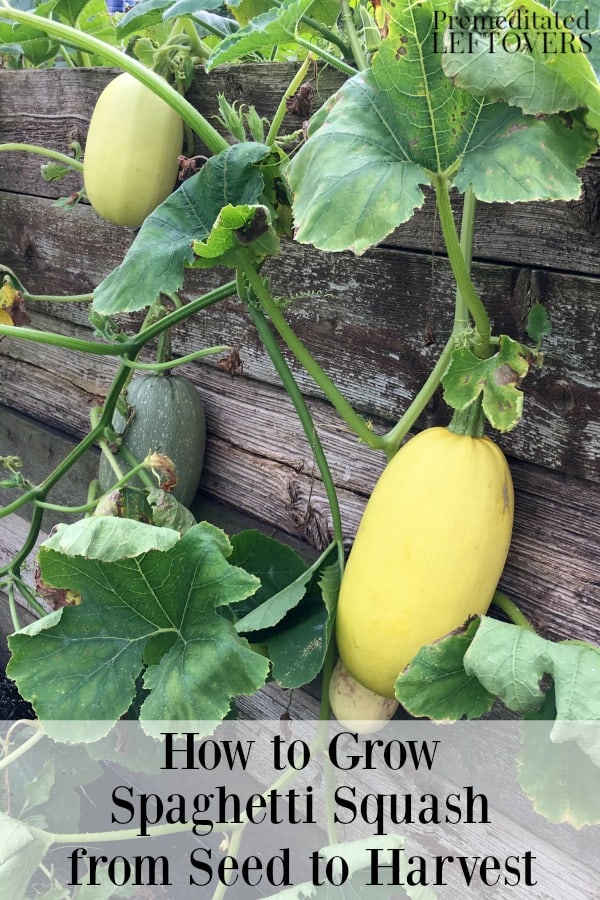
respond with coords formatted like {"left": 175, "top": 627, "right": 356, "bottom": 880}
{"left": 0, "top": 406, "right": 99, "bottom": 522}
{"left": 2, "top": 401, "right": 598, "bottom": 648}
{"left": 1, "top": 67, "right": 599, "bottom": 275}
{"left": 0, "top": 190, "right": 597, "bottom": 482}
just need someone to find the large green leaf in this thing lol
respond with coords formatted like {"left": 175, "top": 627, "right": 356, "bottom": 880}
{"left": 451, "top": 103, "right": 596, "bottom": 201}
{"left": 442, "top": 0, "right": 600, "bottom": 137}
{"left": 394, "top": 618, "right": 496, "bottom": 720}
{"left": 206, "top": 0, "right": 317, "bottom": 69}
{"left": 0, "top": 812, "right": 52, "bottom": 900}
{"left": 231, "top": 530, "right": 315, "bottom": 632}
{"left": 267, "top": 562, "right": 339, "bottom": 688}
{"left": 229, "top": 531, "right": 339, "bottom": 688}
{"left": 0, "top": 1, "right": 58, "bottom": 65}
{"left": 92, "top": 142, "right": 271, "bottom": 315}
{"left": 550, "top": 0, "right": 600, "bottom": 78}
{"left": 7, "top": 518, "right": 267, "bottom": 733}
{"left": 116, "top": 0, "right": 224, "bottom": 39}
{"left": 286, "top": 66, "right": 431, "bottom": 254}
{"left": 464, "top": 617, "right": 600, "bottom": 761}
{"left": 519, "top": 698, "right": 600, "bottom": 828}
{"left": 286, "top": 0, "right": 597, "bottom": 253}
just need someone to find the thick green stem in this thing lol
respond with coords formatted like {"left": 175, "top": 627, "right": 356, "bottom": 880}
{"left": 239, "top": 269, "right": 344, "bottom": 556}
{"left": 492, "top": 591, "right": 535, "bottom": 631}
{"left": 301, "top": 16, "right": 352, "bottom": 58}
{"left": 181, "top": 17, "right": 212, "bottom": 61}
{"left": 35, "top": 498, "right": 100, "bottom": 515}
{"left": 0, "top": 4, "right": 229, "bottom": 155}
{"left": 239, "top": 261, "right": 386, "bottom": 454}
{"left": 24, "top": 292, "right": 93, "bottom": 304}
{"left": 0, "top": 142, "right": 84, "bottom": 172}
{"left": 266, "top": 55, "right": 313, "bottom": 147}
{"left": 380, "top": 331, "right": 457, "bottom": 457}
{"left": 119, "top": 446, "right": 156, "bottom": 491}
{"left": 293, "top": 34, "right": 356, "bottom": 76}
{"left": 6, "top": 580, "right": 20, "bottom": 631}
{"left": 448, "top": 396, "right": 485, "bottom": 437}
{"left": 339, "top": 0, "right": 368, "bottom": 70}
{"left": 11, "top": 575, "right": 46, "bottom": 618}
{"left": 454, "top": 185, "right": 477, "bottom": 331}
{"left": 0, "top": 323, "right": 134, "bottom": 356}
{"left": 0, "top": 724, "right": 44, "bottom": 772}
{"left": 129, "top": 281, "right": 237, "bottom": 350}
{"left": 0, "top": 503, "right": 45, "bottom": 578}
{"left": 432, "top": 174, "right": 491, "bottom": 352}
{"left": 97, "top": 435, "right": 125, "bottom": 481}
{"left": 58, "top": 44, "right": 76, "bottom": 67}
{"left": 122, "top": 345, "right": 231, "bottom": 372}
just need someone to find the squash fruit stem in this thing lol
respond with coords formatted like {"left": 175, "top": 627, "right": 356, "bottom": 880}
{"left": 448, "top": 397, "right": 485, "bottom": 438}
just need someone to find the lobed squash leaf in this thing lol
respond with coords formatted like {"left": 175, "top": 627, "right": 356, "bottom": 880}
{"left": 286, "top": 0, "right": 598, "bottom": 254}
{"left": 442, "top": 0, "right": 600, "bottom": 140}
{"left": 229, "top": 529, "right": 309, "bottom": 623}
{"left": 441, "top": 335, "right": 530, "bottom": 432}
{"left": 394, "top": 618, "right": 496, "bottom": 720}
{"left": 92, "top": 142, "right": 271, "bottom": 315}
{"left": 464, "top": 616, "right": 600, "bottom": 763}
{"left": 116, "top": 0, "right": 224, "bottom": 40}
{"left": 229, "top": 530, "right": 339, "bottom": 688}
{"left": 207, "top": 0, "right": 318, "bottom": 70}
{"left": 0, "top": 812, "right": 53, "bottom": 900}
{"left": 7, "top": 517, "right": 267, "bottom": 736}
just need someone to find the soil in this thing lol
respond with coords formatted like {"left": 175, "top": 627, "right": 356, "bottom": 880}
{"left": 0, "top": 627, "right": 34, "bottom": 719}
{"left": 0, "top": 668, "right": 34, "bottom": 720}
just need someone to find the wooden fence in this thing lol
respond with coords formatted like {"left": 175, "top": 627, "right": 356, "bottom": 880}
{"left": 0, "top": 64, "right": 599, "bottom": 660}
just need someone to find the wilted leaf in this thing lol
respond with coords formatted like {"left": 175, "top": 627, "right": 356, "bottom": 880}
{"left": 92, "top": 142, "right": 271, "bottom": 314}
{"left": 442, "top": 336, "right": 530, "bottom": 432}
{"left": 519, "top": 702, "right": 600, "bottom": 828}
{"left": 464, "top": 617, "right": 600, "bottom": 761}
{"left": 395, "top": 618, "right": 495, "bottom": 720}
{"left": 147, "top": 488, "right": 196, "bottom": 533}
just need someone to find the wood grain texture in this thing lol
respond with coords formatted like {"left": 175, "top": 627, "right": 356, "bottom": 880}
{"left": 1, "top": 397, "right": 598, "bottom": 648}
{"left": 1, "top": 66, "right": 599, "bottom": 274}
{"left": 0, "top": 192, "right": 598, "bottom": 482}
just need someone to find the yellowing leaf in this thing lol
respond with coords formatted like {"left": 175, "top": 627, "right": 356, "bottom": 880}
{"left": 0, "top": 309, "right": 14, "bottom": 326}
{"left": 0, "top": 277, "right": 19, "bottom": 310}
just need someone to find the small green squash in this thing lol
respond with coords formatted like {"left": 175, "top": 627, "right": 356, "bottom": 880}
{"left": 83, "top": 72, "right": 183, "bottom": 227}
{"left": 99, "top": 374, "right": 206, "bottom": 507}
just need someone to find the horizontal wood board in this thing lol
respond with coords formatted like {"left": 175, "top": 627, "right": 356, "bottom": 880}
{"left": 1, "top": 403, "right": 599, "bottom": 649}
{"left": 1, "top": 66, "right": 599, "bottom": 275}
{"left": 0, "top": 193, "right": 598, "bottom": 482}
{"left": 0, "top": 65, "right": 599, "bottom": 660}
